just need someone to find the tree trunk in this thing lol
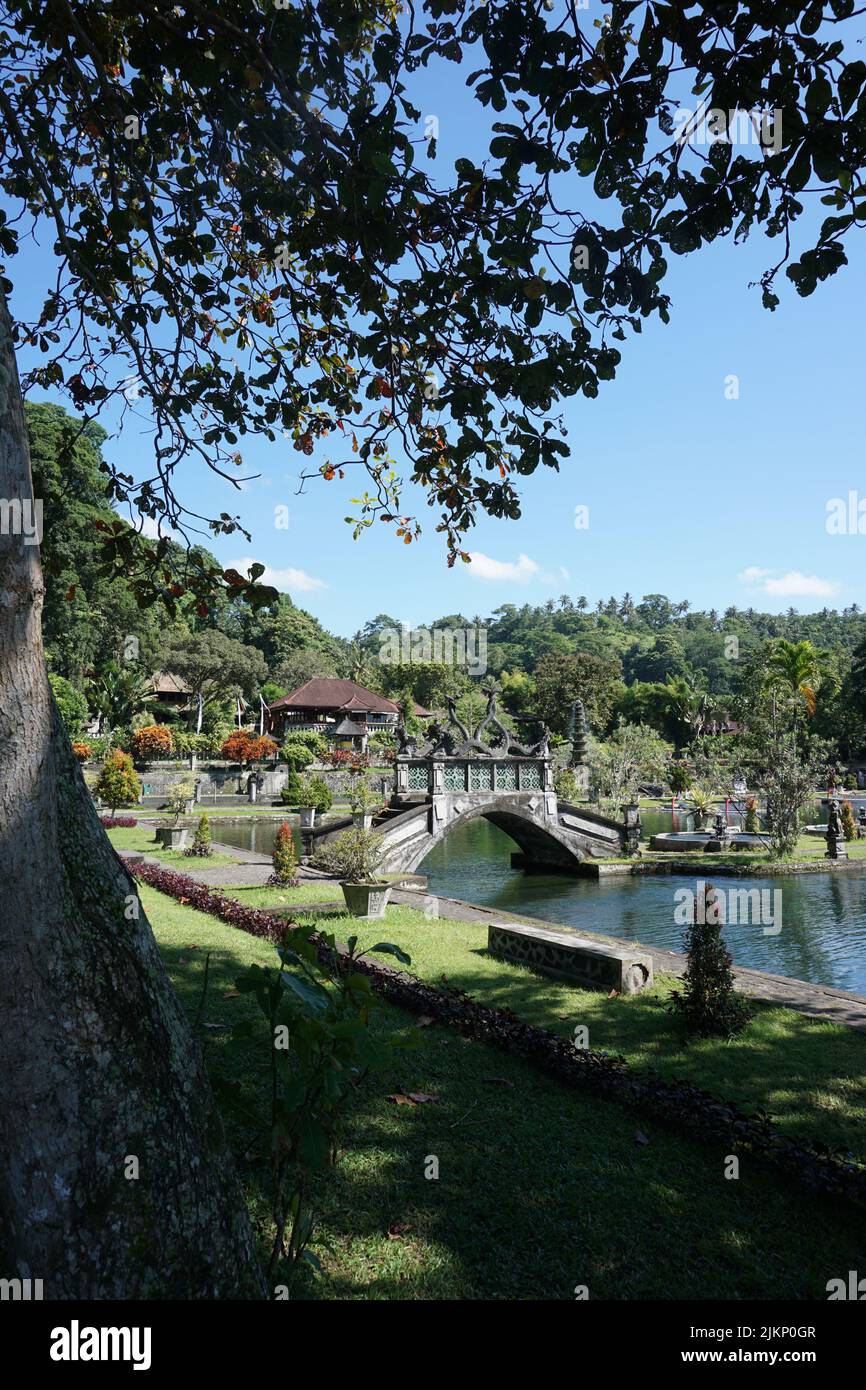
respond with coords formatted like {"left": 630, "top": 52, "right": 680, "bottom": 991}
{"left": 0, "top": 295, "right": 264, "bottom": 1297}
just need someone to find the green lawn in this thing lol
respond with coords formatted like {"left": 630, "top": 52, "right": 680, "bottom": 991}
{"left": 225, "top": 883, "right": 344, "bottom": 907}
{"left": 143, "top": 884, "right": 866, "bottom": 1299}
{"left": 283, "top": 904, "right": 866, "bottom": 1162}
{"left": 106, "top": 824, "right": 238, "bottom": 868}
{"left": 595, "top": 832, "right": 866, "bottom": 869}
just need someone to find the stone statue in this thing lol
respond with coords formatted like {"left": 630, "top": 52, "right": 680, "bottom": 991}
{"left": 528, "top": 722, "right": 551, "bottom": 757}
{"left": 826, "top": 798, "right": 848, "bottom": 860}
{"left": 473, "top": 681, "right": 513, "bottom": 753}
{"left": 395, "top": 722, "right": 421, "bottom": 757}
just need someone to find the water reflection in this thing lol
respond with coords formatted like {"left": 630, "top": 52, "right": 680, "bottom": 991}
{"left": 211, "top": 812, "right": 866, "bottom": 993}
{"left": 420, "top": 819, "right": 866, "bottom": 994}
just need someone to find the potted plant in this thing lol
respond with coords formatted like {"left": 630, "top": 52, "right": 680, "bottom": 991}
{"left": 689, "top": 787, "right": 713, "bottom": 832}
{"left": 297, "top": 779, "right": 318, "bottom": 829}
{"left": 155, "top": 779, "right": 195, "bottom": 849}
{"left": 349, "top": 773, "right": 382, "bottom": 830}
{"left": 311, "top": 828, "right": 392, "bottom": 918}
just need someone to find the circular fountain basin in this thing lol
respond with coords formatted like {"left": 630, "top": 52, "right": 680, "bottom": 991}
{"left": 649, "top": 831, "right": 766, "bottom": 852}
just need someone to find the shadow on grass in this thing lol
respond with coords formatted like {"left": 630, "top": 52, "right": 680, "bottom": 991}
{"left": 153, "top": 907, "right": 866, "bottom": 1301}
{"left": 295, "top": 904, "right": 866, "bottom": 1162}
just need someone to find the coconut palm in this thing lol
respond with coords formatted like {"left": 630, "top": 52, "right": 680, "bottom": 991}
{"left": 764, "top": 639, "right": 833, "bottom": 721}
{"left": 662, "top": 675, "right": 708, "bottom": 750}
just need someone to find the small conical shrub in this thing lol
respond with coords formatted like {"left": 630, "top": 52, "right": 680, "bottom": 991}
{"left": 185, "top": 813, "right": 212, "bottom": 857}
{"left": 841, "top": 800, "right": 857, "bottom": 842}
{"left": 668, "top": 883, "right": 751, "bottom": 1038}
{"left": 744, "top": 796, "right": 759, "bottom": 833}
{"left": 269, "top": 821, "right": 299, "bottom": 886}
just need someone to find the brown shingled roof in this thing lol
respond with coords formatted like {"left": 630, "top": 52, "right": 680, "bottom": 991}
{"left": 268, "top": 678, "right": 430, "bottom": 717}
{"left": 268, "top": 678, "right": 400, "bottom": 714}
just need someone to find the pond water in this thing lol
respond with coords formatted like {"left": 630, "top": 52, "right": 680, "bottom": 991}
{"left": 213, "top": 810, "right": 866, "bottom": 994}
{"left": 421, "top": 820, "right": 866, "bottom": 994}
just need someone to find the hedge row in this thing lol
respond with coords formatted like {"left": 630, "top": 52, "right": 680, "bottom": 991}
{"left": 132, "top": 860, "right": 866, "bottom": 1210}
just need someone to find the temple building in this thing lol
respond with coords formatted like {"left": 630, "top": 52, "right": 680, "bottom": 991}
{"left": 267, "top": 678, "right": 429, "bottom": 752}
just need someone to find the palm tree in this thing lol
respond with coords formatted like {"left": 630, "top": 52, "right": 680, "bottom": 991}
{"left": 662, "top": 675, "right": 709, "bottom": 751}
{"left": 344, "top": 641, "right": 370, "bottom": 684}
{"left": 85, "top": 662, "right": 154, "bottom": 735}
{"left": 764, "top": 639, "right": 832, "bottom": 722}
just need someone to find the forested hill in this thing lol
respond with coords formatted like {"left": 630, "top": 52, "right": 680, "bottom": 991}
{"left": 32, "top": 401, "right": 866, "bottom": 757}
{"left": 354, "top": 598, "right": 866, "bottom": 696}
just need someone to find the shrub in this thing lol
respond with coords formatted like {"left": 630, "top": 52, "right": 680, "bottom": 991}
{"left": 297, "top": 775, "right": 331, "bottom": 812}
{"left": 94, "top": 750, "right": 141, "bottom": 816}
{"left": 554, "top": 768, "right": 578, "bottom": 802}
{"left": 173, "top": 731, "right": 210, "bottom": 760}
{"left": 308, "top": 775, "right": 332, "bottom": 813}
{"left": 325, "top": 747, "right": 368, "bottom": 770}
{"left": 200, "top": 726, "right": 233, "bottom": 759}
{"left": 367, "top": 732, "right": 396, "bottom": 760}
{"left": 184, "top": 813, "right": 212, "bottom": 858}
{"left": 129, "top": 723, "right": 175, "bottom": 762}
{"left": 744, "top": 795, "right": 759, "bottom": 833}
{"left": 668, "top": 883, "right": 752, "bottom": 1038}
{"left": 99, "top": 814, "right": 137, "bottom": 828}
{"left": 348, "top": 773, "right": 383, "bottom": 816}
{"left": 165, "top": 779, "right": 196, "bottom": 825}
{"left": 72, "top": 741, "right": 93, "bottom": 761}
{"left": 280, "top": 737, "right": 315, "bottom": 772}
{"left": 221, "top": 731, "right": 277, "bottom": 763}
{"left": 280, "top": 770, "right": 304, "bottom": 806}
{"left": 311, "top": 827, "right": 385, "bottom": 883}
{"left": 841, "top": 800, "right": 857, "bottom": 841}
{"left": 50, "top": 673, "right": 90, "bottom": 740}
{"left": 668, "top": 761, "right": 692, "bottom": 796}
{"left": 268, "top": 821, "right": 299, "bottom": 885}
{"left": 283, "top": 729, "right": 328, "bottom": 760}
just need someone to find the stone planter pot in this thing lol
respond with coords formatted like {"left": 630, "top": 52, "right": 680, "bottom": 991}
{"left": 299, "top": 807, "right": 317, "bottom": 829}
{"left": 352, "top": 811, "right": 374, "bottom": 830}
{"left": 339, "top": 881, "right": 393, "bottom": 919}
{"left": 155, "top": 827, "right": 188, "bottom": 850}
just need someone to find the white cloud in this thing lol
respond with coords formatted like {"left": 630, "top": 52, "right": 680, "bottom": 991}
{"left": 230, "top": 558, "right": 326, "bottom": 593}
{"left": 762, "top": 570, "right": 839, "bottom": 598}
{"left": 466, "top": 551, "right": 539, "bottom": 583}
{"left": 739, "top": 566, "right": 838, "bottom": 598}
{"left": 133, "top": 513, "right": 177, "bottom": 541}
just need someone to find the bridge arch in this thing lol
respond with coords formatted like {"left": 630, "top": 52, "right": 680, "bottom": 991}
{"left": 377, "top": 796, "right": 594, "bottom": 874}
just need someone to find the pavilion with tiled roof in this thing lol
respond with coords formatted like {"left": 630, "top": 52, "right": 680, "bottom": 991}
{"left": 267, "top": 678, "right": 428, "bottom": 750}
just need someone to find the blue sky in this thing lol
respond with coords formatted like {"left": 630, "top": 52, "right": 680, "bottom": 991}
{"left": 7, "top": 14, "right": 866, "bottom": 638}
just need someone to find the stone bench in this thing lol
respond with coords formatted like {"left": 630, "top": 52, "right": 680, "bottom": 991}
{"left": 487, "top": 922, "right": 653, "bottom": 995}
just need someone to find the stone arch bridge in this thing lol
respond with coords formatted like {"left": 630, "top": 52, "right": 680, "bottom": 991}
{"left": 307, "top": 688, "right": 632, "bottom": 872}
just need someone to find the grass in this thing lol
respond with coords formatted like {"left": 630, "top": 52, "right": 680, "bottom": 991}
{"left": 594, "top": 831, "right": 866, "bottom": 870}
{"left": 143, "top": 884, "right": 866, "bottom": 1299}
{"left": 225, "top": 883, "right": 344, "bottom": 907}
{"left": 106, "top": 824, "right": 238, "bottom": 868}
{"left": 282, "top": 904, "right": 866, "bottom": 1163}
